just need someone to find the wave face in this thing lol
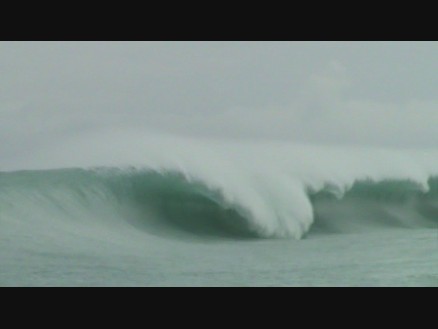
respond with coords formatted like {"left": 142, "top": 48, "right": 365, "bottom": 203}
{"left": 1, "top": 167, "right": 437, "bottom": 240}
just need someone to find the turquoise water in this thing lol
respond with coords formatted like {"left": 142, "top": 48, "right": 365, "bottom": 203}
{"left": 0, "top": 169, "right": 437, "bottom": 286}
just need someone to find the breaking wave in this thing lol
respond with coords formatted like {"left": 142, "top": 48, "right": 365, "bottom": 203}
{"left": 1, "top": 132, "right": 438, "bottom": 239}
{"left": 1, "top": 166, "right": 437, "bottom": 240}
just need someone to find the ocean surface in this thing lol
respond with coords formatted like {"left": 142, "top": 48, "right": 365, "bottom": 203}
{"left": 1, "top": 133, "right": 437, "bottom": 286}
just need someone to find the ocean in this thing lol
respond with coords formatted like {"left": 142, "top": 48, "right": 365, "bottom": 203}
{"left": 0, "top": 134, "right": 437, "bottom": 286}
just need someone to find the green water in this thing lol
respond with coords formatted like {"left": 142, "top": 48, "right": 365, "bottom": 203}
{"left": 1, "top": 226, "right": 437, "bottom": 286}
{"left": 0, "top": 169, "right": 437, "bottom": 286}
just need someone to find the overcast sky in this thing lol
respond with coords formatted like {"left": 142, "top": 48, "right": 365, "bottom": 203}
{"left": 1, "top": 41, "right": 438, "bottom": 161}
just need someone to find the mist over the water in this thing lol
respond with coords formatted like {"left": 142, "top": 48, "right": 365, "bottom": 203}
{"left": 1, "top": 42, "right": 437, "bottom": 286}
{"left": 1, "top": 41, "right": 438, "bottom": 161}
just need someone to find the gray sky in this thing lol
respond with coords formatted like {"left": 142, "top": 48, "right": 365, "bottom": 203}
{"left": 1, "top": 41, "right": 438, "bottom": 159}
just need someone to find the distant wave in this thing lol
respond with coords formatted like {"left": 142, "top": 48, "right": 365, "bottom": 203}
{"left": 1, "top": 167, "right": 437, "bottom": 240}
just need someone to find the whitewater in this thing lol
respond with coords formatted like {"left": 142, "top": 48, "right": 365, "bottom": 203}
{"left": 1, "top": 131, "right": 437, "bottom": 286}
